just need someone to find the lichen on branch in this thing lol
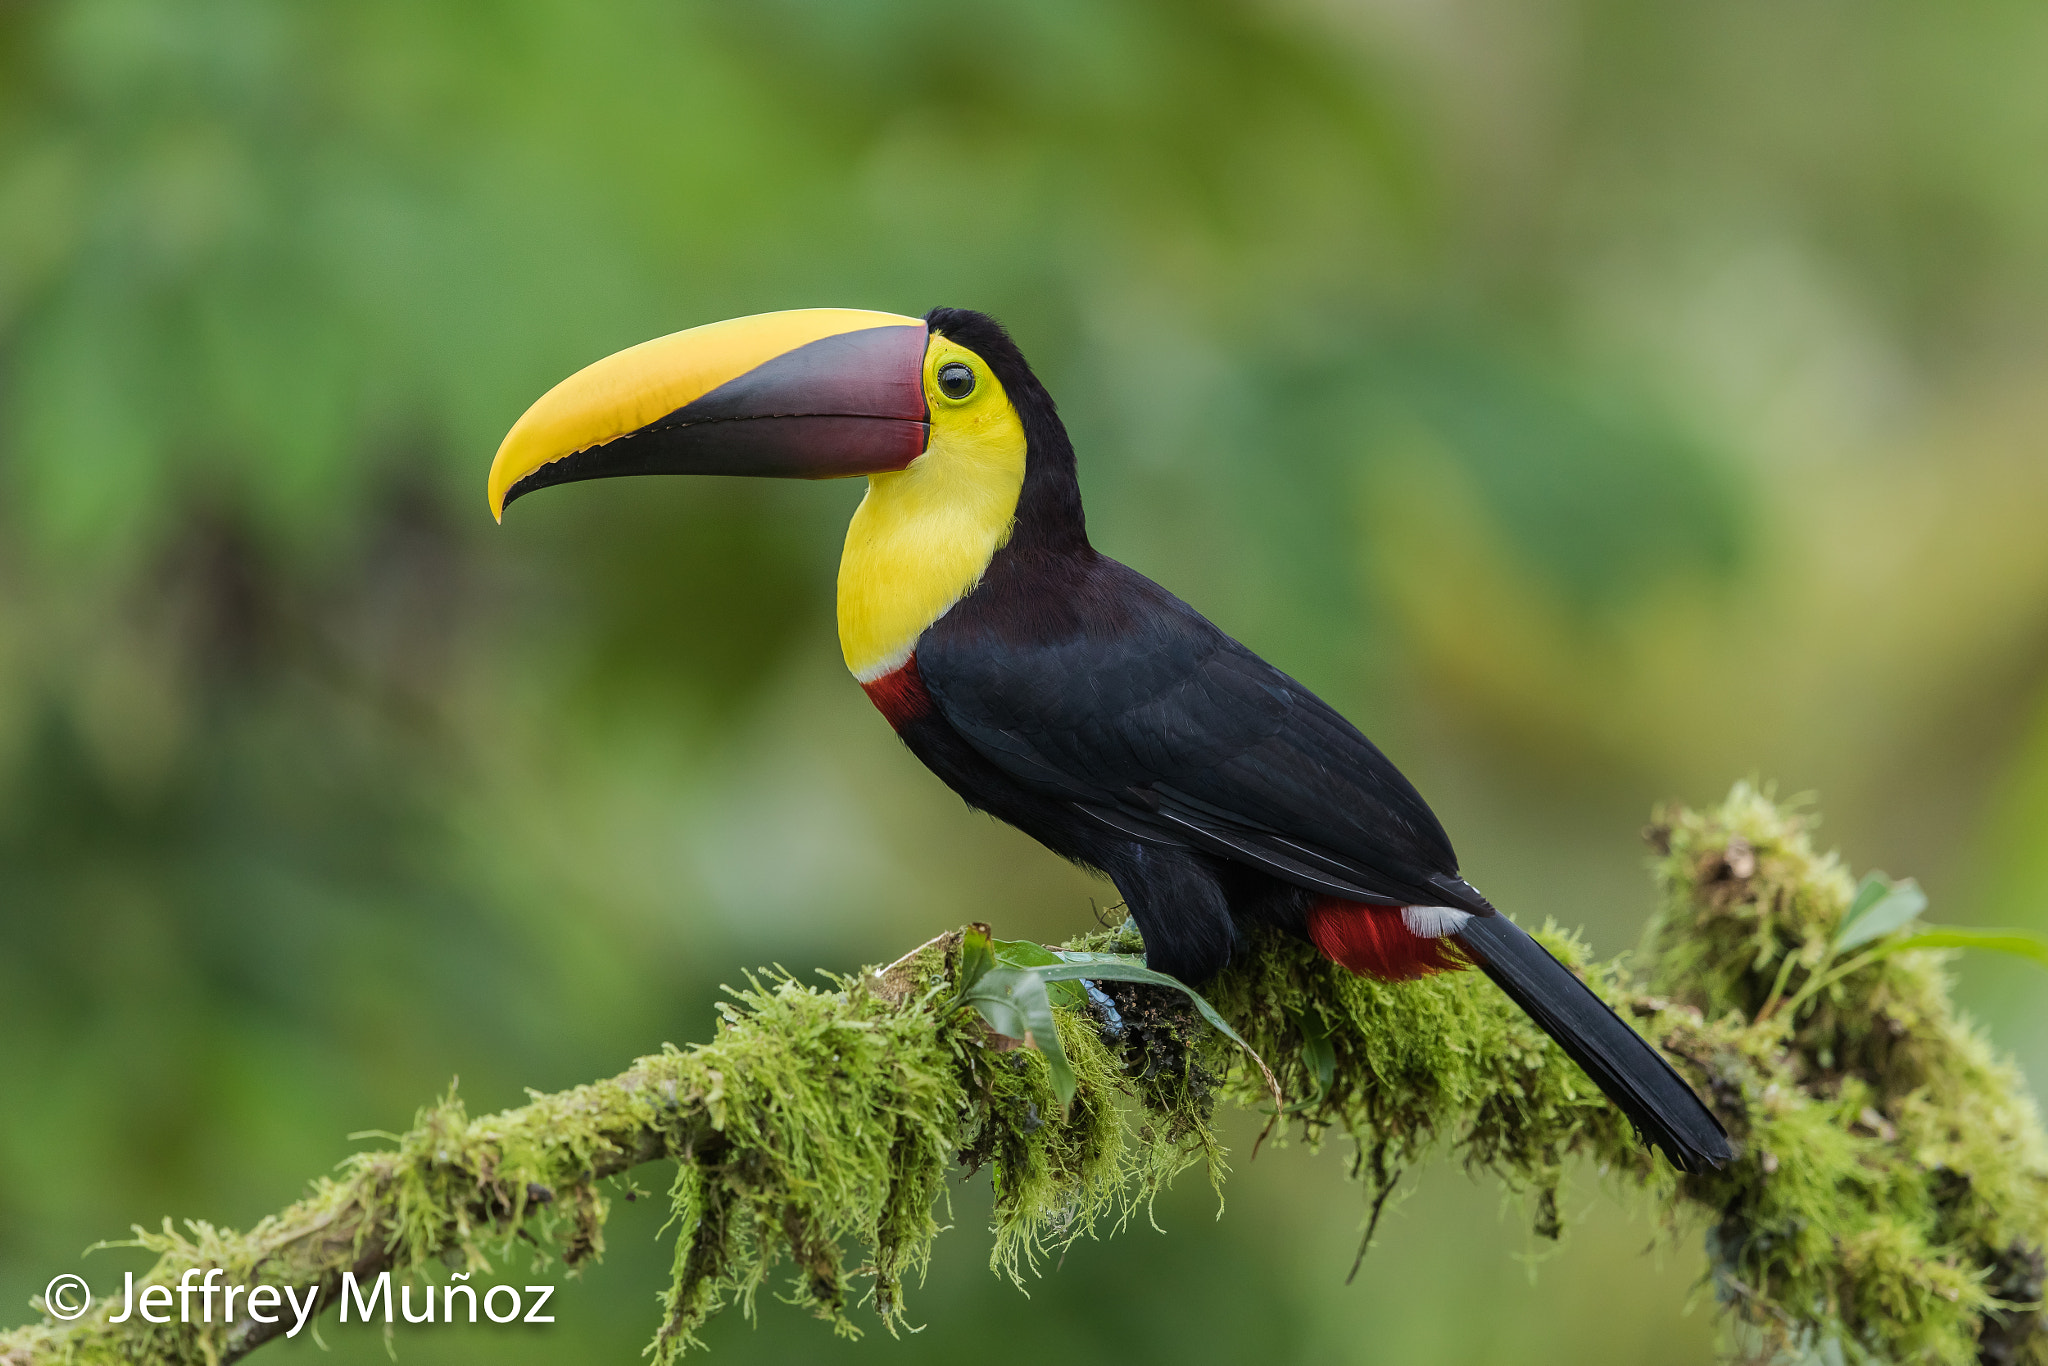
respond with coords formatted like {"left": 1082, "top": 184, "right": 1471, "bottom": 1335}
{"left": 3, "top": 785, "right": 2044, "bottom": 1366}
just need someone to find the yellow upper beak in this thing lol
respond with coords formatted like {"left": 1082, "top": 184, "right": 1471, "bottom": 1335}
{"left": 487, "top": 307, "right": 931, "bottom": 520}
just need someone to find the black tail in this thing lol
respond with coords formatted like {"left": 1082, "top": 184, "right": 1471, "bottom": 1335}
{"left": 1454, "top": 913, "right": 1731, "bottom": 1173}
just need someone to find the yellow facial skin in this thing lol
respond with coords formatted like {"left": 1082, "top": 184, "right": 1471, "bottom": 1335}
{"left": 836, "top": 336, "right": 1026, "bottom": 681}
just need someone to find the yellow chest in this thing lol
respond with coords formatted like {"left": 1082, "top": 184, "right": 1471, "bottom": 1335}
{"left": 836, "top": 401, "right": 1026, "bottom": 681}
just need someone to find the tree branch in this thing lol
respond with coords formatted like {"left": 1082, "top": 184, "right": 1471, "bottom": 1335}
{"left": 5, "top": 785, "right": 2044, "bottom": 1365}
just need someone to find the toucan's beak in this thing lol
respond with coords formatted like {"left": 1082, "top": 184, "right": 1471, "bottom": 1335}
{"left": 487, "top": 308, "right": 930, "bottom": 520}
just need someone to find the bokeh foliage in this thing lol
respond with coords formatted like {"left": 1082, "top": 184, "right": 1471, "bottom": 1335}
{"left": 4, "top": 2, "right": 2048, "bottom": 1363}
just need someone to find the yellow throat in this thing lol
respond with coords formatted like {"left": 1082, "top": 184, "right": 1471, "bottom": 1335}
{"left": 836, "top": 335, "right": 1027, "bottom": 682}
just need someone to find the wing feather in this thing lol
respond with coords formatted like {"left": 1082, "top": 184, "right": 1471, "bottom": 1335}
{"left": 917, "top": 558, "right": 1468, "bottom": 909}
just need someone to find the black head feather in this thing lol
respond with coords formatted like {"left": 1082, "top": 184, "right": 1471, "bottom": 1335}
{"left": 924, "top": 307, "right": 1090, "bottom": 555}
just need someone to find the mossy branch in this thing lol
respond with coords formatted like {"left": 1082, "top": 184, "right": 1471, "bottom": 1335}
{"left": 5, "top": 786, "right": 2045, "bottom": 1365}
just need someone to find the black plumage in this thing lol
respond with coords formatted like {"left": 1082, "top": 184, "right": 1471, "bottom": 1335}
{"left": 885, "top": 308, "right": 1730, "bottom": 1173}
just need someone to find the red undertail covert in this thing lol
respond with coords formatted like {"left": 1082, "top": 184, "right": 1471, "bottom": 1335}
{"left": 1307, "top": 898, "right": 1468, "bottom": 981}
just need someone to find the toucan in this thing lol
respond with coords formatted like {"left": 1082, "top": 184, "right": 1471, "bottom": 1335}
{"left": 487, "top": 306, "right": 1732, "bottom": 1173}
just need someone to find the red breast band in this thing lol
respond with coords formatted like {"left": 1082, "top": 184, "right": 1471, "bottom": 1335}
{"left": 861, "top": 654, "right": 933, "bottom": 729}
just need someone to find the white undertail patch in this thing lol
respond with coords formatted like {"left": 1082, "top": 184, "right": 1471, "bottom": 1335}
{"left": 1402, "top": 905, "right": 1475, "bottom": 939}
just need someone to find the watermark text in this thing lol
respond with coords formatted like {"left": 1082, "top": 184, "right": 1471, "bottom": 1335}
{"left": 45, "top": 1268, "right": 556, "bottom": 1331}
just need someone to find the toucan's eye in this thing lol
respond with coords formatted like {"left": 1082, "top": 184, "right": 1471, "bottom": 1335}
{"left": 936, "top": 361, "right": 976, "bottom": 401}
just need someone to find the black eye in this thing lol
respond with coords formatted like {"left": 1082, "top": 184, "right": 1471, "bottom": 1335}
{"left": 936, "top": 361, "right": 976, "bottom": 400}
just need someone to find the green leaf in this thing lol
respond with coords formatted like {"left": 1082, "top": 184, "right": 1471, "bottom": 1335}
{"left": 1295, "top": 1009, "right": 1336, "bottom": 1098}
{"left": 957, "top": 922, "right": 997, "bottom": 994}
{"left": 959, "top": 966, "right": 1078, "bottom": 1106}
{"left": 1784, "top": 920, "right": 2048, "bottom": 1023}
{"left": 1885, "top": 927, "right": 2048, "bottom": 970}
{"left": 952, "top": 936, "right": 1284, "bottom": 1110}
{"left": 1831, "top": 875, "right": 1928, "bottom": 955}
{"left": 1037, "top": 951, "right": 1282, "bottom": 1108}
{"left": 1034, "top": 953, "right": 1254, "bottom": 1051}
{"left": 1843, "top": 872, "right": 1891, "bottom": 922}
{"left": 991, "top": 937, "right": 1086, "bottom": 1007}
{"left": 990, "top": 937, "right": 1064, "bottom": 968}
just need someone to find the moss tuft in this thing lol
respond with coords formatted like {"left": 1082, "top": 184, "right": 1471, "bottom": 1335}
{"left": 643, "top": 967, "right": 967, "bottom": 1356}
{"left": 1648, "top": 783, "right": 2048, "bottom": 1364}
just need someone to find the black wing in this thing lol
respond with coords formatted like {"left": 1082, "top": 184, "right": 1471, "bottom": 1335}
{"left": 916, "top": 557, "right": 1485, "bottom": 912}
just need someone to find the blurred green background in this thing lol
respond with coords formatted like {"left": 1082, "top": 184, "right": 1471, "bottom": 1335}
{"left": 4, "top": 1, "right": 2047, "bottom": 1362}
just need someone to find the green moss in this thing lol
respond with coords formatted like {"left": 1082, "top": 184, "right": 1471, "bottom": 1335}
{"left": 4, "top": 785, "right": 2043, "bottom": 1366}
{"left": 1199, "top": 916, "right": 1654, "bottom": 1251}
{"left": 1648, "top": 783, "right": 2048, "bottom": 1364}
{"left": 643, "top": 967, "right": 968, "bottom": 1355}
